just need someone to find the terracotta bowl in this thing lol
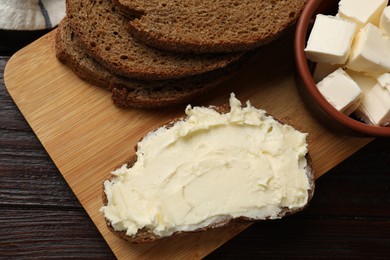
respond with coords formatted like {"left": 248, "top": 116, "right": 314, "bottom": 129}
{"left": 294, "top": 0, "right": 390, "bottom": 137}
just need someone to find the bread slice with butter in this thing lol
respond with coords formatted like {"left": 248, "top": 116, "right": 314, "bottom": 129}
{"left": 101, "top": 94, "right": 315, "bottom": 243}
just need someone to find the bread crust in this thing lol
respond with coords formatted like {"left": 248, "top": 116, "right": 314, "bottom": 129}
{"left": 102, "top": 106, "right": 315, "bottom": 244}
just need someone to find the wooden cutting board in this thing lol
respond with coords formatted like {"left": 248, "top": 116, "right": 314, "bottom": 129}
{"left": 4, "top": 30, "right": 372, "bottom": 259}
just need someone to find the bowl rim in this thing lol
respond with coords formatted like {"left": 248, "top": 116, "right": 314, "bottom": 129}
{"left": 294, "top": 0, "right": 390, "bottom": 137}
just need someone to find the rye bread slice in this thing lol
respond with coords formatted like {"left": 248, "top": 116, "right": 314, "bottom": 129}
{"left": 55, "top": 18, "right": 113, "bottom": 88}
{"left": 102, "top": 105, "right": 315, "bottom": 244}
{"left": 109, "top": 75, "right": 221, "bottom": 109}
{"left": 113, "top": 0, "right": 307, "bottom": 53}
{"left": 65, "top": 0, "right": 243, "bottom": 80}
{"left": 55, "top": 18, "right": 246, "bottom": 108}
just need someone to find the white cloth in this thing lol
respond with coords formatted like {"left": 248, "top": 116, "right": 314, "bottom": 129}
{"left": 0, "top": 0, "right": 65, "bottom": 30}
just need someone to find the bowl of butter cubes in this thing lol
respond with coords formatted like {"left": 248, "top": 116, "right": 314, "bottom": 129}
{"left": 295, "top": 0, "right": 390, "bottom": 136}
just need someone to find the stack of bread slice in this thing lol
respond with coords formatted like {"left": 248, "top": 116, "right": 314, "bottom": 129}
{"left": 55, "top": 0, "right": 307, "bottom": 108}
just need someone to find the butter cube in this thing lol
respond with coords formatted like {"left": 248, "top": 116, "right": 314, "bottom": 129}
{"left": 346, "top": 24, "right": 390, "bottom": 74}
{"left": 347, "top": 70, "right": 378, "bottom": 92}
{"left": 354, "top": 74, "right": 390, "bottom": 126}
{"left": 316, "top": 68, "right": 362, "bottom": 115}
{"left": 338, "top": 0, "right": 388, "bottom": 28}
{"left": 377, "top": 73, "right": 390, "bottom": 92}
{"left": 313, "top": 63, "right": 341, "bottom": 83}
{"left": 380, "top": 6, "right": 390, "bottom": 35}
{"left": 305, "top": 14, "right": 357, "bottom": 64}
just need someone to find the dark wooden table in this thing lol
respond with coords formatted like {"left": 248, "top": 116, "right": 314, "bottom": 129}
{"left": 1, "top": 31, "right": 389, "bottom": 259}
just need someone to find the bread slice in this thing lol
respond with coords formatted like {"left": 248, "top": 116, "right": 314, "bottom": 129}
{"left": 101, "top": 95, "right": 315, "bottom": 243}
{"left": 65, "top": 0, "right": 243, "bottom": 80}
{"left": 109, "top": 74, "right": 225, "bottom": 109}
{"left": 55, "top": 18, "right": 246, "bottom": 108}
{"left": 55, "top": 18, "right": 113, "bottom": 89}
{"left": 103, "top": 155, "right": 314, "bottom": 244}
{"left": 113, "top": 0, "right": 307, "bottom": 53}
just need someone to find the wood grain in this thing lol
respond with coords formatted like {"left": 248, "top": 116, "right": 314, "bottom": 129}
{"left": 0, "top": 209, "right": 114, "bottom": 259}
{"left": 3, "top": 30, "right": 373, "bottom": 259}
